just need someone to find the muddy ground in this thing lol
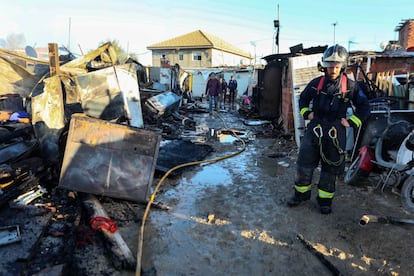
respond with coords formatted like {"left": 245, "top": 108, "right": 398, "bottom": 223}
{"left": 1, "top": 105, "right": 413, "bottom": 275}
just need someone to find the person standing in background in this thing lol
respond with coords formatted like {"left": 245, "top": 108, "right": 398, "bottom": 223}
{"left": 228, "top": 75, "right": 238, "bottom": 106}
{"left": 219, "top": 77, "right": 227, "bottom": 109}
{"left": 205, "top": 72, "right": 221, "bottom": 114}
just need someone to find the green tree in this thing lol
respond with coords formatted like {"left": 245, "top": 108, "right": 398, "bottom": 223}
{"left": 99, "top": 39, "right": 138, "bottom": 63}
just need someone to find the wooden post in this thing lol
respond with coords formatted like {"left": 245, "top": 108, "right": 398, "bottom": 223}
{"left": 48, "top": 43, "right": 60, "bottom": 76}
{"left": 388, "top": 70, "right": 394, "bottom": 96}
{"left": 375, "top": 72, "right": 382, "bottom": 89}
{"left": 384, "top": 71, "right": 390, "bottom": 95}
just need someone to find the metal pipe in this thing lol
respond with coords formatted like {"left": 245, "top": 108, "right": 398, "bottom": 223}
{"left": 359, "top": 214, "right": 414, "bottom": 226}
{"left": 359, "top": 214, "right": 380, "bottom": 226}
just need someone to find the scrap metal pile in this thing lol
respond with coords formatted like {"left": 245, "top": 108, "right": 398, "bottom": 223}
{"left": 1, "top": 43, "right": 164, "bottom": 205}
{"left": 0, "top": 43, "right": 213, "bottom": 274}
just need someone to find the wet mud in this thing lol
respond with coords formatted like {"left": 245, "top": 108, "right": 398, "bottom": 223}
{"left": 1, "top": 109, "right": 413, "bottom": 275}
{"left": 141, "top": 111, "right": 414, "bottom": 275}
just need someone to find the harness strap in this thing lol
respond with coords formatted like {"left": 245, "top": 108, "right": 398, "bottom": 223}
{"left": 317, "top": 76, "right": 324, "bottom": 91}
{"left": 317, "top": 75, "right": 347, "bottom": 96}
{"left": 341, "top": 75, "right": 347, "bottom": 95}
{"left": 313, "top": 124, "right": 344, "bottom": 166}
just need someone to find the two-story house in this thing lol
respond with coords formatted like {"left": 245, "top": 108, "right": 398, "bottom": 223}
{"left": 147, "top": 30, "right": 252, "bottom": 69}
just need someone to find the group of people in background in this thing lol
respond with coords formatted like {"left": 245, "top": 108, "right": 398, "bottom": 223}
{"left": 205, "top": 73, "right": 238, "bottom": 113}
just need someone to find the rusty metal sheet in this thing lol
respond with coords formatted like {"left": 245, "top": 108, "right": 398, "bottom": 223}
{"left": 59, "top": 114, "right": 161, "bottom": 202}
{"left": 75, "top": 63, "right": 144, "bottom": 128}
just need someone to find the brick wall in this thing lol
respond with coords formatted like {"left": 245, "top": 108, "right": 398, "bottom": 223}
{"left": 398, "top": 20, "right": 414, "bottom": 51}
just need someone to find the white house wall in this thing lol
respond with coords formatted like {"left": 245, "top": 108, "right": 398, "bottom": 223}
{"left": 150, "top": 49, "right": 251, "bottom": 69}
{"left": 211, "top": 49, "right": 251, "bottom": 67}
{"left": 223, "top": 70, "right": 258, "bottom": 97}
{"left": 190, "top": 70, "right": 218, "bottom": 98}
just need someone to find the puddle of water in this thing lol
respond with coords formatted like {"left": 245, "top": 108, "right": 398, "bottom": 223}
{"left": 163, "top": 164, "right": 232, "bottom": 209}
{"left": 193, "top": 164, "right": 232, "bottom": 185}
{"left": 149, "top": 164, "right": 233, "bottom": 244}
{"left": 148, "top": 131, "right": 269, "bottom": 240}
{"left": 151, "top": 150, "right": 262, "bottom": 229}
{"left": 218, "top": 134, "right": 238, "bottom": 143}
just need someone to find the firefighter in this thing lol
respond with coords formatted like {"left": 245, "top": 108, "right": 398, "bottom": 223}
{"left": 287, "top": 44, "right": 371, "bottom": 214}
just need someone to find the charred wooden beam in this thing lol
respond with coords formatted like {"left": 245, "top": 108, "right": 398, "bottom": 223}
{"left": 296, "top": 233, "right": 341, "bottom": 276}
{"left": 81, "top": 194, "right": 136, "bottom": 270}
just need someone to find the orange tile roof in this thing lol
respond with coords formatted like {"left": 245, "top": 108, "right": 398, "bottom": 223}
{"left": 147, "top": 30, "right": 251, "bottom": 58}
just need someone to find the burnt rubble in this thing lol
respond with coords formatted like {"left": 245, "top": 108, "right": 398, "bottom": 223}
{"left": 0, "top": 42, "right": 285, "bottom": 275}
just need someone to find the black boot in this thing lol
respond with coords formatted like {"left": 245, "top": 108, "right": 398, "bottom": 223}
{"left": 320, "top": 206, "right": 332, "bottom": 214}
{"left": 287, "top": 190, "right": 311, "bottom": 207}
{"left": 317, "top": 197, "right": 332, "bottom": 214}
{"left": 287, "top": 196, "right": 303, "bottom": 207}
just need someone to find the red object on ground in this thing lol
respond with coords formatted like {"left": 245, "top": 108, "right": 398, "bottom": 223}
{"left": 89, "top": 216, "right": 118, "bottom": 233}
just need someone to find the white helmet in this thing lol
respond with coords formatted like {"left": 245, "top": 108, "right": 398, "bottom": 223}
{"left": 322, "top": 44, "right": 348, "bottom": 69}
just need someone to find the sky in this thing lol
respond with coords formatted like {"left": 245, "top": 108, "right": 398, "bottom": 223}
{"left": 1, "top": 0, "right": 413, "bottom": 66}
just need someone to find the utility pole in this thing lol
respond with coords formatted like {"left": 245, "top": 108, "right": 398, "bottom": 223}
{"left": 68, "top": 17, "right": 71, "bottom": 51}
{"left": 274, "top": 4, "right": 280, "bottom": 54}
{"left": 332, "top": 21, "right": 337, "bottom": 44}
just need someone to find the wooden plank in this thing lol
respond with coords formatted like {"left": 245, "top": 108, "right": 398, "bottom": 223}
{"left": 376, "top": 72, "right": 382, "bottom": 89}
{"left": 388, "top": 70, "right": 394, "bottom": 96}
{"left": 48, "top": 43, "right": 60, "bottom": 76}
{"left": 384, "top": 71, "right": 390, "bottom": 95}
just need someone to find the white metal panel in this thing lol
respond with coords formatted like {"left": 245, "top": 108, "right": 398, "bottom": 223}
{"left": 290, "top": 54, "right": 323, "bottom": 147}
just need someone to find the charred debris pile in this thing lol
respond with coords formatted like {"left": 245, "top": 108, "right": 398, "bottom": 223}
{"left": 0, "top": 42, "right": 285, "bottom": 274}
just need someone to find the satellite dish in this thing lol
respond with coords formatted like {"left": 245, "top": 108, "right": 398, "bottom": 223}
{"left": 379, "top": 41, "right": 388, "bottom": 50}
{"left": 25, "top": 45, "right": 38, "bottom": 58}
